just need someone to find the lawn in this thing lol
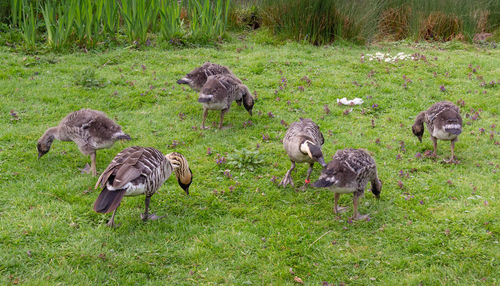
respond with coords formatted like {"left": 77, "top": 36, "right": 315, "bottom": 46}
{"left": 0, "top": 31, "right": 499, "bottom": 285}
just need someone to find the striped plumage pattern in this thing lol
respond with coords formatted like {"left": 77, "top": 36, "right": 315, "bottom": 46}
{"left": 95, "top": 146, "right": 171, "bottom": 198}
{"left": 177, "top": 62, "right": 237, "bottom": 91}
{"left": 424, "top": 101, "right": 462, "bottom": 137}
{"left": 412, "top": 101, "right": 462, "bottom": 162}
{"left": 313, "top": 148, "right": 381, "bottom": 220}
{"left": 93, "top": 146, "right": 192, "bottom": 226}
{"left": 280, "top": 118, "right": 326, "bottom": 188}
{"left": 314, "top": 148, "right": 379, "bottom": 195}
{"left": 37, "top": 109, "right": 130, "bottom": 176}
{"left": 283, "top": 118, "right": 325, "bottom": 153}
{"left": 198, "top": 74, "right": 254, "bottom": 129}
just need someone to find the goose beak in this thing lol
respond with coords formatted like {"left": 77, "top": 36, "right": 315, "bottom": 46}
{"left": 176, "top": 78, "right": 191, "bottom": 85}
{"left": 417, "top": 136, "right": 422, "bottom": 143}
{"left": 318, "top": 157, "right": 326, "bottom": 168}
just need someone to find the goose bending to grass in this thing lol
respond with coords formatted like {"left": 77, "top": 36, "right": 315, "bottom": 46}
{"left": 177, "top": 62, "right": 238, "bottom": 91}
{"left": 313, "top": 148, "right": 381, "bottom": 220}
{"left": 198, "top": 74, "right": 254, "bottom": 129}
{"left": 280, "top": 118, "right": 326, "bottom": 189}
{"left": 93, "top": 146, "right": 192, "bottom": 227}
{"left": 37, "top": 109, "right": 130, "bottom": 176}
{"left": 412, "top": 101, "right": 462, "bottom": 163}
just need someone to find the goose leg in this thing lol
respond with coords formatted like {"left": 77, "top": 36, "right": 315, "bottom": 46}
{"left": 201, "top": 108, "right": 209, "bottom": 129}
{"left": 431, "top": 136, "right": 438, "bottom": 158}
{"left": 141, "top": 196, "right": 164, "bottom": 221}
{"left": 90, "top": 152, "right": 97, "bottom": 176}
{"left": 107, "top": 208, "right": 119, "bottom": 227}
{"left": 219, "top": 109, "right": 227, "bottom": 129}
{"left": 279, "top": 161, "right": 295, "bottom": 187}
{"left": 334, "top": 193, "right": 348, "bottom": 214}
{"left": 444, "top": 139, "right": 457, "bottom": 163}
{"left": 300, "top": 163, "right": 314, "bottom": 190}
{"left": 352, "top": 192, "right": 369, "bottom": 221}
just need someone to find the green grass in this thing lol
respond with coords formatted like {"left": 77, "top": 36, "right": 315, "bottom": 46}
{"left": 0, "top": 32, "right": 499, "bottom": 284}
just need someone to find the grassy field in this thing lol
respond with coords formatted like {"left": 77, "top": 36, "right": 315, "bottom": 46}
{"left": 0, "top": 31, "right": 499, "bottom": 284}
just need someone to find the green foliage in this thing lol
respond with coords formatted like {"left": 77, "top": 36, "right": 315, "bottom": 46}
{"left": 158, "top": 0, "right": 183, "bottom": 42}
{"left": 20, "top": 2, "right": 36, "bottom": 49}
{"left": 226, "top": 148, "right": 263, "bottom": 171}
{"left": 73, "top": 67, "right": 103, "bottom": 88}
{"left": 0, "top": 35, "right": 499, "bottom": 284}
{"left": 119, "top": 0, "right": 159, "bottom": 44}
{"left": 41, "top": 0, "right": 75, "bottom": 50}
{"left": 187, "top": 0, "right": 230, "bottom": 43}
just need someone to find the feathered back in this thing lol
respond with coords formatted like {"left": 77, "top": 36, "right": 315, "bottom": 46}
{"left": 180, "top": 62, "right": 237, "bottom": 91}
{"left": 95, "top": 146, "right": 169, "bottom": 191}
{"left": 285, "top": 118, "right": 324, "bottom": 146}
{"left": 198, "top": 74, "right": 244, "bottom": 104}
{"left": 313, "top": 149, "right": 376, "bottom": 189}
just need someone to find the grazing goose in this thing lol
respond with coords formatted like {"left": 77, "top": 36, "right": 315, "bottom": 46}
{"left": 37, "top": 109, "right": 131, "bottom": 176}
{"left": 412, "top": 101, "right": 462, "bottom": 163}
{"left": 198, "top": 74, "right": 254, "bottom": 129}
{"left": 93, "top": 146, "right": 192, "bottom": 227}
{"left": 279, "top": 118, "right": 326, "bottom": 189}
{"left": 313, "top": 148, "right": 381, "bottom": 220}
{"left": 177, "top": 62, "right": 238, "bottom": 91}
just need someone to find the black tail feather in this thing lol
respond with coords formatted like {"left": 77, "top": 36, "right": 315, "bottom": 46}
{"left": 313, "top": 178, "right": 334, "bottom": 188}
{"left": 93, "top": 187, "right": 126, "bottom": 213}
{"left": 445, "top": 128, "right": 462, "bottom": 135}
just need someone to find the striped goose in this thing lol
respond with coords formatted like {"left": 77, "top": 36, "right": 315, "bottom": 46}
{"left": 279, "top": 118, "right": 326, "bottom": 189}
{"left": 198, "top": 74, "right": 254, "bottom": 129}
{"left": 412, "top": 101, "right": 462, "bottom": 163}
{"left": 37, "top": 109, "right": 131, "bottom": 176}
{"left": 177, "top": 62, "right": 238, "bottom": 91}
{"left": 313, "top": 148, "right": 382, "bottom": 220}
{"left": 93, "top": 146, "right": 192, "bottom": 227}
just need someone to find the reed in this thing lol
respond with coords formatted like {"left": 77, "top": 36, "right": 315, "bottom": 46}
{"left": 20, "top": 1, "right": 36, "bottom": 49}
{"left": 41, "top": 0, "right": 75, "bottom": 50}
{"left": 159, "top": 0, "right": 184, "bottom": 41}
{"left": 119, "top": 0, "right": 159, "bottom": 44}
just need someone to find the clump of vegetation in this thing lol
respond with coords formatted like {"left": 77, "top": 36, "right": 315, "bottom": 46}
{"left": 73, "top": 68, "right": 103, "bottom": 88}
{"left": 378, "top": 6, "right": 410, "bottom": 41}
{"left": 226, "top": 148, "right": 263, "bottom": 171}
{"left": 419, "top": 12, "right": 462, "bottom": 41}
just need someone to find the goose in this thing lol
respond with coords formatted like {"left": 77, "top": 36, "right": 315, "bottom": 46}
{"left": 313, "top": 148, "right": 382, "bottom": 220}
{"left": 412, "top": 101, "right": 462, "bottom": 163}
{"left": 279, "top": 118, "right": 327, "bottom": 189}
{"left": 177, "top": 62, "right": 238, "bottom": 91}
{"left": 37, "top": 109, "right": 131, "bottom": 176}
{"left": 198, "top": 74, "right": 254, "bottom": 129}
{"left": 93, "top": 146, "right": 192, "bottom": 227}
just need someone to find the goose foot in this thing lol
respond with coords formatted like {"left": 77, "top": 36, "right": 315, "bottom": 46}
{"left": 106, "top": 220, "right": 120, "bottom": 228}
{"left": 334, "top": 206, "right": 349, "bottom": 214}
{"left": 352, "top": 213, "right": 370, "bottom": 221}
{"left": 278, "top": 173, "right": 294, "bottom": 188}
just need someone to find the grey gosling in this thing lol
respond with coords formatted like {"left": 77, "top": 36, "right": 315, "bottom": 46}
{"left": 198, "top": 74, "right": 254, "bottom": 129}
{"left": 37, "top": 109, "right": 131, "bottom": 176}
{"left": 177, "top": 62, "right": 238, "bottom": 91}
{"left": 313, "top": 148, "right": 382, "bottom": 220}
{"left": 93, "top": 146, "right": 192, "bottom": 227}
{"left": 412, "top": 101, "right": 462, "bottom": 163}
{"left": 280, "top": 118, "right": 327, "bottom": 189}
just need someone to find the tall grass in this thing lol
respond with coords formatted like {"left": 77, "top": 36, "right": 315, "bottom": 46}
{"left": 187, "top": 0, "right": 230, "bottom": 43}
{"left": 119, "top": 0, "right": 159, "bottom": 44}
{"left": 159, "top": 0, "right": 183, "bottom": 41}
{"left": 9, "top": 0, "right": 22, "bottom": 28}
{"left": 41, "top": 0, "right": 75, "bottom": 50}
{"left": 251, "top": 0, "right": 500, "bottom": 44}
{"left": 20, "top": 2, "right": 36, "bottom": 49}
